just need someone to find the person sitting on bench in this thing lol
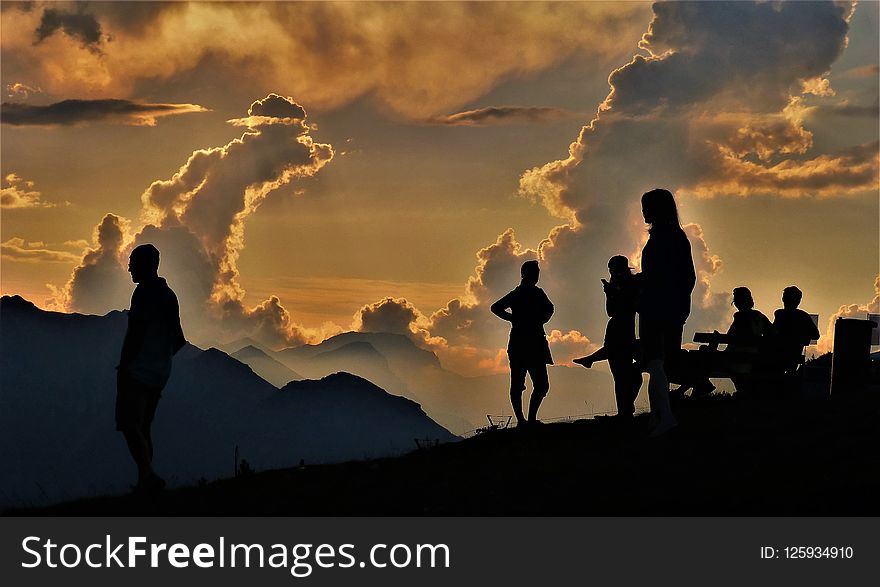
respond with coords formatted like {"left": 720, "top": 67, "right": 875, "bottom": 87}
{"left": 772, "top": 286, "right": 820, "bottom": 374}
{"left": 725, "top": 287, "right": 775, "bottom": 393}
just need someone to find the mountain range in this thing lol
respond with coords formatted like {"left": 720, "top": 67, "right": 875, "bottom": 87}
{"left": 0, "top": 295, "right": 453, "bottom": 507}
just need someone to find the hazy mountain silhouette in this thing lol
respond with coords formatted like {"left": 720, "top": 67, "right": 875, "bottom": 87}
{"left": 266, "top": 332, "right": 616, "bottom": 433}
{"left": 207, "top": 326, "right": 617, "bottom": 434}
{"left": 0, "top": 296, "right": 453, "bottom": 507}
{"left": 231, "top": 345, "right": 302, "bottom": 387}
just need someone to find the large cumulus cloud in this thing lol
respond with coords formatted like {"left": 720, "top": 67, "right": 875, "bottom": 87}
{"left": 0, "top": 2, "right": 649, "bottom": 119}
{"left": 56, "top": 94, "right": 334, "bottom": 346}
{"left": 348, "top": 0, "right": 870, "bottom": 375}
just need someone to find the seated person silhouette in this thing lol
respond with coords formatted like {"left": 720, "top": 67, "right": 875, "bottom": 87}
{"left": 725, "top": 286, "right": 774, "bottom": 393}
{"left": 773, "top": 286, "right": 820, "bottom": 373}
{"left": 574, "top": 256, "right": 641, "bottom": 418}
{"left": 491, "top": 260, "right": 554, "bottom": 427}
{"left": 117, "top": 244, "right": 186, "bottom": 494}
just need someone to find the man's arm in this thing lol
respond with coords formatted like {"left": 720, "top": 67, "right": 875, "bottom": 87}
{"left": 169, "top": 292, "right": 186, "bottom": 354}
{"left": 539, "top": 289, "right": 554, "bottom": 324}
{"left": 118, "top": 289, "right": 146, "bottom": 371}
{"left": 490, "top": 290, "right": 516, "bottom": 322}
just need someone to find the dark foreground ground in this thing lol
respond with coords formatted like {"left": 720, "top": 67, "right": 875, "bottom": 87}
{"left": 9, "top": 388, "right": 880, "bottom": 516}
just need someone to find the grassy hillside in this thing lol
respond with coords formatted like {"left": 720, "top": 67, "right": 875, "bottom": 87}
{"left": 13, "top": 386, "right": 879, "bottom": 516}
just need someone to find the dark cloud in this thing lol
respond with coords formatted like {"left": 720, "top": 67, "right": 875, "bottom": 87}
{"left": 606, "top": 1, "right": 852, "bottom": 115}
{"left": 429, "top": 106, "right": 577, "bottom": 127}
{"left": 1, "top": 99, "right": 208, "bottom": 127}
{"left": 248, "top": 93, "right": 306, "bottom": 120}
{"left": 34, "top": 6, "right": 103, "bottom": 52}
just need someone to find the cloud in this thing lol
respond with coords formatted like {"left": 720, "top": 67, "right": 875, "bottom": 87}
{"left": 687, "top": 140, "right": 879, "bottom": 199}
{"left": 547, "top": 329, "right": 599, "bottom": 366}
{"left": 0, "top": 173, "right": 57, "bottom": 209}
{"left": 506, "top": 1, "right": 860, "bottom": 357}
{"left": 49, "top": 214, "right": 134, "bottom": 315}
{"left": 6, "top": 82, "right": 41, "bottom": 99}
{"left": 1, "top": 99, "right": 208, "bottom": 127}
{"left": 823, "top": 98, "right": 880, "bottom": 118}
{"left": 1, "top": 2, "right": 649, "bottom": 118}
{"left": 57, "top": 94, "right": 334, "bottom": 346}
{"left": 817, "top": 275, "right": 880, "bottom": 353}
{"left": 428, "top": 106, "right": 578, "bottom": 127}
{"left": 837, "top": 64, "right": 880, "bottom": 79}
{"left": 353, "top": 297, "right": 423, "bottom": 336}
{"left": 1, "top": 237, "right": 80, "bottom": 263}
{"left": 34, "top": 5, "right": 103, "bottom": 53}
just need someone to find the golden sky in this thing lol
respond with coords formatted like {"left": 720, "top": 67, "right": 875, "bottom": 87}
{"left": 2, "top": 1, "right": 878, "bottom": 374}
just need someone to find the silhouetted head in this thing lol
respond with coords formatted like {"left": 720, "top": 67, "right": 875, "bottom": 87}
{"left": 782, "top": 286, "right": 802, "bottom": 309}
{"left": 520, "top": 260, "right": 540, "bottom": 286}
{"left": 732, "top": 286, "right": 754, "bottom": 311}
{"left": 608, "top": 255, "right": 633, "bottom": 280}
{"left": 128, "top": 244, "right": 160, "bottom": 283}
{"left": 641, "top": 188, "right": 680, "bottom": 230}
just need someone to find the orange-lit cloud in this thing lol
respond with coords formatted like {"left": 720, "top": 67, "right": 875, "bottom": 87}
{"left": 1, "top": 99, "right": 208, "bottom": 127}
{"left": 689, "top": 140, "right": 879, "bottom": 199}
{"left": 508, "top": 0, "right": 858, "bottom": 354}
{"left": 5, "top": 82, "right": 41, "bottom": 99}
{"left": 1, "top": 174, "right": 59, "bottom": 209}
{"left": 1, "top": 237, "right": 80, "bottom": 264}
{"left": 817, "top": 275, "right": 880, "bottom": 353}
{"left": 1, "top": 2, "right": 649, "bottom": 119}
{"left": 56, "top": 94, "right": 334, "bottom": 345}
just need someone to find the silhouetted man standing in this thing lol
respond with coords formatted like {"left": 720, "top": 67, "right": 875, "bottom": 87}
{"left": 117, "top": 244, "right": 185, "bottom": 493}
{"left": 491, "top": 260, "right": 554, "bottom": 426}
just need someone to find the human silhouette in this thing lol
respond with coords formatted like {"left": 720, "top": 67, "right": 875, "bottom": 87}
{"left": 725, "top": 286, "right": 774, "bottom": 394}
{"left": 574, "top": 256, "right": 641, "bottom": 419}
{"left": 726, "top": 287, "right": 774, "bottom": 353}
{"left": 116, "top": 244, "right": 185, "bottom": 494}
{"left": 491, "top": 260, "right": 554, "bottom": 427}
{"left": 637, "top": 188, "right": 696, "bottom": 436}
{"left": 773, "top": 286, "right": 820, "bottom": 373}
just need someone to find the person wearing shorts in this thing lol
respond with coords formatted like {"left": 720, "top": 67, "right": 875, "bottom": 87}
{"left": 491, "top": 260, "right": 554, "bottom": 427}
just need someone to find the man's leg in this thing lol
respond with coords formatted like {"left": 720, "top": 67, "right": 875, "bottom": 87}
{"left": 509, "top": 363, "right": 527, "bottom": 424}
{"left": 121, "top": 427, "right": 153, "bottom": 483}
{"left": 526, "top": 363, "right": 549, "bottom": 423}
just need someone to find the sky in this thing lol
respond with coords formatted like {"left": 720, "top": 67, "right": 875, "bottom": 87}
{"left": 2, "top": 1, "right": 878, "bottom": 376}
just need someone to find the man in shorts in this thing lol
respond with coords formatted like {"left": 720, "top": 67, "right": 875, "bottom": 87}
{"left": 116, "top": 244, "right": 186, "bottom": 493}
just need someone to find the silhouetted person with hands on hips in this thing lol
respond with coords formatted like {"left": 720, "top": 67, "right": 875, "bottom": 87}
{"left": 773, "top": 286, "right": 820, "bottom": 374}
{"left": 491, "top": 260, "right": 554, "bottom": 427}
{"left": 117, "top": 244, "right": 186, "bottom": 494}
{"left": 574, "top": 255, "right": 641, "bottom": 419}
{"left": 637, "top": 189, "right": 696, "bottom": 437}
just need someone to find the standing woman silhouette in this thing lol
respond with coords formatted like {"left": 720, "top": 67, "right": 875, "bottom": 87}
{"left": 638, "top": 189, "right": 696, "bottom": 436}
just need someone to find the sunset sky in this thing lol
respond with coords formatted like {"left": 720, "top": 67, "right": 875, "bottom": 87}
{"left": 2, "top": 1, "right": 878, "bottom": 375}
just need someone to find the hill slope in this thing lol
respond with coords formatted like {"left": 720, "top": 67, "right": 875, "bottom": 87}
{"left": 0, "top": 296, "right": 454, "bottom": 508}
{"left": 16, "top": 387, "right": 879, "bottom": 516}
